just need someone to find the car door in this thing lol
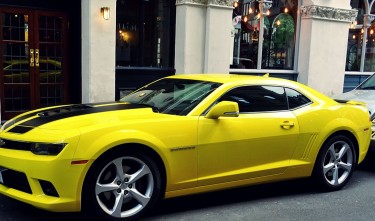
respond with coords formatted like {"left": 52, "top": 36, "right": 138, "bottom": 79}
{"left": 197, "top": 85, "right": 300, "bottom": 186}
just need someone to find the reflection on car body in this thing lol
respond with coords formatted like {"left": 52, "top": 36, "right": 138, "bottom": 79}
{"left": 0, "top": 74, "right": 371, "bottom": 221}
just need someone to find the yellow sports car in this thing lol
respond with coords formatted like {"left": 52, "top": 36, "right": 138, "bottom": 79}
{"left": 0, "top": 74, "right": 371, "bottom": 220}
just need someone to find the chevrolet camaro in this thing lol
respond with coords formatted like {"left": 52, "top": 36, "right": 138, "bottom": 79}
{"left": 0, "top": 74, "right": 371, "bottom": 220}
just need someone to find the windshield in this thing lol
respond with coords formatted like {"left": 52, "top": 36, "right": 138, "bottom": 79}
{"left": 120, "top": 78, "right": 221, "bottom": 115}
{"left": 358, "top": 74, "right": 375, "bottom": 90}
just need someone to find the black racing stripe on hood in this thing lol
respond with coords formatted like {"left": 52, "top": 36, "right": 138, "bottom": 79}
{"left": 8, "top": 103, "right": 149, "bottom": 132}
{"left": 7, "top": 126, "right": 33, "bottom": 134}
{"left": 3, "top": 110, "right": 40, "bottom": 130}
{"left": 3, "top": 102, "right": 124, "bottom": 131}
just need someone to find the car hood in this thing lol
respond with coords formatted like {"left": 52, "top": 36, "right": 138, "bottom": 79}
{"left": 0, "top": 102, "right": 162, "bottom": 134}
{"left": 335, "top": 89, "right": 375, "bottom": 114}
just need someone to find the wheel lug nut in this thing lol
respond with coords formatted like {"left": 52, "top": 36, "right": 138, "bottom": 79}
{"left": 124, "top": 190, "right": 128, "bottom": 195}
{"left": 117, "top": 181, "right": 121, "bottom": 185}
{"left": 117, "top": 189, "right": 121, "bottom": 193}
{"left": 128, "top": 184, "right": 133, "bottom": 188}
{"left": 124, "top": 178, "right": 129, "bottom": 182}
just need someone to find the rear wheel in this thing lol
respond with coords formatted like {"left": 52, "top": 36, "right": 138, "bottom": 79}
{"left": 313, "top": 135, "right": 356, "bottom": 191}
{"left": 83, "top": 152, "right": 162, "bottom": 221}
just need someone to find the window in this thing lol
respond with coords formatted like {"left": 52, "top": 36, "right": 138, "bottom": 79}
{"left": 218, "top": 85, "right": 288, "bottom": 112}
{"left": 231, "top": 0, "right": 298, "bottom": 70}
{"left": 116, "top": 0, "right": 174, "bottom": 68}
{"left": 346, "top": 0, "right": 375, "bottom": 72}
{"left": 285, "top": 88, "right": 311, "bottom": 109}
{"left": 121, "top": 79, "right": 221, "bottom": 115}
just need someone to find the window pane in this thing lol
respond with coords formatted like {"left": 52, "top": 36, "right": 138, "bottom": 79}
{"left": 285, "top": 88, "right": 311, "bottom": 109}
{"left": 262, "top": 13, "right": 295, "bottom": 70}
{"left": 116, "top": 0, "right": 173, "bottom": 68}
{"left": 231, "top": 0, "right": 259, "bottom": 69}
{"left": 219, "top": 86, "right": 288, "bottom": 112}
{"left": 231, "top": 0, "right": 297, "bottom": 70}
{"left": 350, "top": 0, "right": 364, "bottom": 25}
{"left": 346, "top": 29, "right": 362, "bottom": 71}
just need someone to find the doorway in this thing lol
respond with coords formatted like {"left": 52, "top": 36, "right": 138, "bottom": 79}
{"left": 0, "top": 8, "right": 69, "bottom": 120}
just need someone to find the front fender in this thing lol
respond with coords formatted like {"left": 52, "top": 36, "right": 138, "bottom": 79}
{"left": 73, "top": 129, "right": 170, "bottom": 169}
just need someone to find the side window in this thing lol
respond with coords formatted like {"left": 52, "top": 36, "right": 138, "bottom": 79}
{"left": 218, "top": 86, "right": 288, "bottom": 113}
{"left": 285, "top": 88, "right": 311, "bottom": 109}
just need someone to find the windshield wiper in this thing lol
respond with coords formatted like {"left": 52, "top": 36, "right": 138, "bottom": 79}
{"left": 135, "top": 103, "right": 160, "bottom": 113}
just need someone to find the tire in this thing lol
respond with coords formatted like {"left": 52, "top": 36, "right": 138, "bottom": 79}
{"left": 83, "top": 151, "right": 163, "bottom": 221}
{"left": 313, "top": 135, "right": 357, "bottom": 191}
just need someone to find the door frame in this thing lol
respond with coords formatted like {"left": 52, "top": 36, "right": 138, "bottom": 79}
{"left": 0, "top": 7, "right": 69, "bottom": 120}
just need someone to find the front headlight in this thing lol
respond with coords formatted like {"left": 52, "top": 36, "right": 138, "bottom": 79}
{"left": 0, "top": 139, "right": 66, "bottom": 155}
{"left": 31, "top": 143, "right": 66, "bottom": 155}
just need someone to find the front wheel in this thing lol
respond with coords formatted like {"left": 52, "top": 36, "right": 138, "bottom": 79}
{"left": 83, "top": 152, "right": 162, "bottom": 221}
{"left": 313, "top": 135, "right": 356, "bottom": 191}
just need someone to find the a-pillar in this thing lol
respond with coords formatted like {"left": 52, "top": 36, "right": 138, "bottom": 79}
{"left": 81, "top": 0, "right": 116, "bottom": 103}
{"left": 175, "top": 0, "right": 234, "bottom": 74}
{"left": 297, "top": 0, "right": 357, "bottom": 96}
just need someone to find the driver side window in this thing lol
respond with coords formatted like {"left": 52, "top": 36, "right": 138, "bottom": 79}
{"left": 218, "top": 86, "right": 288, "bottom": 113}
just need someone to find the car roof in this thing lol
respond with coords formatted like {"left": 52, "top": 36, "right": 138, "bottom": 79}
{"left": 166, "top": 74, "right": 297, "bottom": 87}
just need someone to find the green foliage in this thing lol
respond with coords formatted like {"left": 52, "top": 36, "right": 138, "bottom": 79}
{"left": 272, "top": 14, "right": 295, "bottom": 49}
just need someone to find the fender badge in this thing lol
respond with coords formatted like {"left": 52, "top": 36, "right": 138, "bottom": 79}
{"left": 170, "top": 146, "right": 195, "bottom": 152}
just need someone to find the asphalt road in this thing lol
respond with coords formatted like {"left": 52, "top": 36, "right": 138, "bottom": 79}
{"left": 1, "top": 152, "right": 375, "bottom": 221}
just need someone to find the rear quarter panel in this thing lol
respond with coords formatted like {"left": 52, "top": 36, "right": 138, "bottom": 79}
{"left": 290, "top": 101, "right": 371, "bottom": 176}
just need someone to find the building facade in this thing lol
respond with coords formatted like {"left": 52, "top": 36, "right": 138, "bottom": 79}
{"left": 0, "top": 0, "right": 372, "bottom": 121}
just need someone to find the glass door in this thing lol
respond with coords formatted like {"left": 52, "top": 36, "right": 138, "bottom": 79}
{"left": 0, "top": 9, "right": 68, "bottom": 120}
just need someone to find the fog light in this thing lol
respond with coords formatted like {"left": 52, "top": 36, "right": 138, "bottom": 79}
{"left": 39, "top": 180, "right": 59, "bottom": 197}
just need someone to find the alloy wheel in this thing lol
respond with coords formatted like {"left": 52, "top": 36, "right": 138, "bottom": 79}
{"left": 322, "top": 140, "right": 353, "bottom": 186}
{"left": 95, "top": 156, "right": 154, "bottom": 218}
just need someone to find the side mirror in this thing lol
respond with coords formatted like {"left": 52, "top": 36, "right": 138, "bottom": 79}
{"left": 205, "top": 101, "right": 239, "bottom": 119}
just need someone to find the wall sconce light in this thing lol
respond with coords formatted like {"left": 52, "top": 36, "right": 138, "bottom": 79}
{"left": 101, "top": 7, "right": 110, "bottom": 20}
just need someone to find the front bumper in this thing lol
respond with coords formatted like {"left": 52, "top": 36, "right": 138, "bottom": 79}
{"left": 0, "top": 133, "right": 88, "bottom": 212}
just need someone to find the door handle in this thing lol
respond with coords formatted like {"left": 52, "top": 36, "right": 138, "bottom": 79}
{"left": 35, "top": 49, "right": 40, "bottom": 67}
{"left": 30, "top": 49, "right": 35, "bottom": 67}
{"left": 280, "top": 121, "right": 295, "bottom": 129}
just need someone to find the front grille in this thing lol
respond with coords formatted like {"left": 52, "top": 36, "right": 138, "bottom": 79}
{"left": 0, "top": 166, "right": 32, "bottom": 194}
{"left": 0, "top": 139, "right": 31, "bottom": 151}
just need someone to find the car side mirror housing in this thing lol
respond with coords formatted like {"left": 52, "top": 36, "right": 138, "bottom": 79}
{"left": 205, "top": 101, "right": 239, "bottom": 119}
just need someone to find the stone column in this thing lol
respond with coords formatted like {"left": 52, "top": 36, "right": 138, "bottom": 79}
{"left": 204, "top": 0, "right": 234, "bottom": 73}
{"left": 81, "top": 0, "right": 116, "bottom": 103}
{"left": 175, "top": 0, "right": 234, "bottom": 74}
{"left": 297, "top": 0, "right": 357, "bottom": 96}
{"left": 175, "top": 0, "right": 207, "bottom": 74}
